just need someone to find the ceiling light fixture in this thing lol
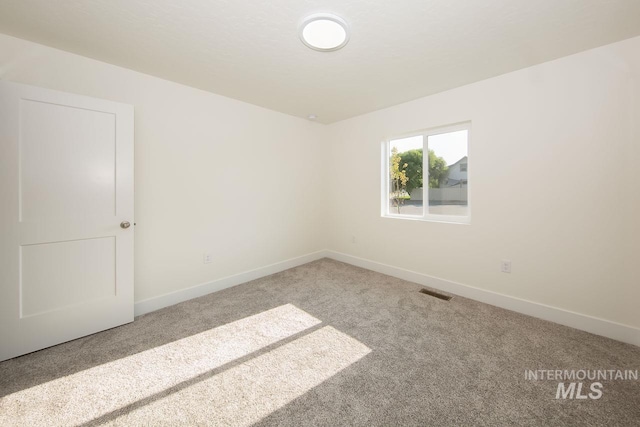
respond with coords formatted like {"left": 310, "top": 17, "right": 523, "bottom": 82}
{"left": 299, "top": 13, "right": 349, "bottom": 52}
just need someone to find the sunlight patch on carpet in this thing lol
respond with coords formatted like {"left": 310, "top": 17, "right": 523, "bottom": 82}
{"left": 0, "top": 304, "right": 322, "bottom": 426}
{"left": 106, "top": 326, "right": 371, "bottom": 426}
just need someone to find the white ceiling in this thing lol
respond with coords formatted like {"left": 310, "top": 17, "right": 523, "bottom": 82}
{"left": 1, "top": 0, "right": 639, "bottom": 124}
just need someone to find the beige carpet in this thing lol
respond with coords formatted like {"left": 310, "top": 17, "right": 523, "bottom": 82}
{"left": 1, "top": 258, "right": 638, "bottom": 426}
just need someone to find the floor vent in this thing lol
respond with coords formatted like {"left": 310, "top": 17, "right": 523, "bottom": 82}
{"left": 419, "top": 288, "right": 452, "bottom": 301}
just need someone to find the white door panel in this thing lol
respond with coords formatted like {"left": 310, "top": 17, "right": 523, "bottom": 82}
{"left": 19, "top": 99, "right": 117, "bottom": 221}
{"left": 0, "top": 80, "right": 134, "bottom": 362}
{"left": 20, "top": 237, "right": 116, "bottom": 318}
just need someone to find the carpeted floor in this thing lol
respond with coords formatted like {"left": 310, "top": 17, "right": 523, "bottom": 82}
{"left": 1, "top": 258, "right": 638, "bottom": 426}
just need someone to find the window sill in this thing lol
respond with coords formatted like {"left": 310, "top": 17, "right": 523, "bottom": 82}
{"left": 381, "top": 213, "right": 470, "bottom": 225}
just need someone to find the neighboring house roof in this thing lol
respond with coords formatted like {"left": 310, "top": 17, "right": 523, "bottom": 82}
{"left": 449, "top": 156, "right": 468, "bottom": 168}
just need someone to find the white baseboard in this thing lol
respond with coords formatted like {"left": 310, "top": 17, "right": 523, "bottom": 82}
{"left": 134, "top": 248, "right": 639, "bottom": 347}
{"left": 325, "top": 250, "right": 640, "bottom": 347}
{"left": 134, "top": 250, "right": 329, "bottom": 317}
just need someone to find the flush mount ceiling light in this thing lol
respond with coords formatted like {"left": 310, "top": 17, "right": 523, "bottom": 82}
{"left": 299, "top": 13, "right": 349, "bottom": 52}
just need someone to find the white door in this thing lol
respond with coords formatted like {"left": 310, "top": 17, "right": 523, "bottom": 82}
{"left": 0, "top": 80, "right": 134, "bottom": 362}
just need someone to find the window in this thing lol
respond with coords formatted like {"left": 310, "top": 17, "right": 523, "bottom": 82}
{"left": 383, "top": 122, "right": 470, "bottom": 223}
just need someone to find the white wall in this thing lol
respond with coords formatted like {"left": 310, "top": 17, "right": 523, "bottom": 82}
{"left": 1, "top": 32, "right": 638, "bottom": 333}
{"left": 325, "top": 36, "right": 640, "bottom": 329}
{"left": 0, "top": 34, "right": 328, "bottom": 303}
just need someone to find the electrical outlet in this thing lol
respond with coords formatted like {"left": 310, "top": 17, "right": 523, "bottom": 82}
{"left": 203, "top": 252, "right": 213, "bottom": 264}
{"left": 501, "top": 260, "right": 511, "bottom": 273}
{"left": 351, "top": 235, "right": 356, "bottom": 244}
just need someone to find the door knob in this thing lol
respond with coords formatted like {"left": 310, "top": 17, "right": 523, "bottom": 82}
{"left": 120, "top": 221, "right": 131, "bottom": 229}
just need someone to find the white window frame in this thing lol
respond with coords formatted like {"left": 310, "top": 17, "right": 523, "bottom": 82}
{"left": 381, "top": 121, "right": 471, "bottom": 224}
